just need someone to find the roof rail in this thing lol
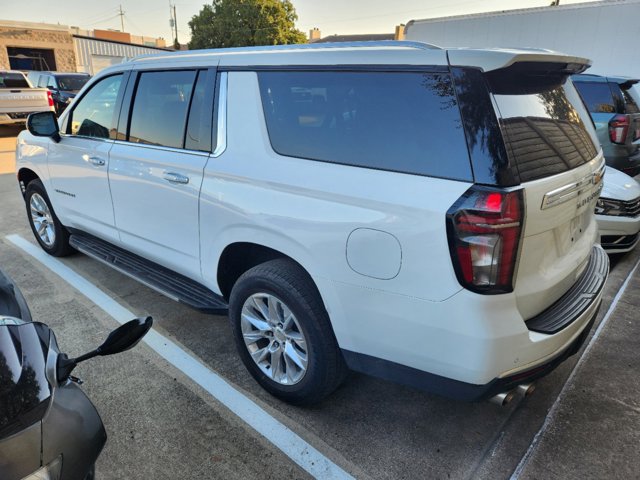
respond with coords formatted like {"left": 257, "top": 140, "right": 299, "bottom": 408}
{"left": 131, "top": 40, "right": 441, "bottom": 62}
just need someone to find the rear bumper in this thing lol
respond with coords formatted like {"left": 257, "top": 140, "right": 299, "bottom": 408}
{"left": 338, "top": 246, "right": 609, "bottom": 401}
{"left": 605, "top": 149, "right": 640, "bottom": 177}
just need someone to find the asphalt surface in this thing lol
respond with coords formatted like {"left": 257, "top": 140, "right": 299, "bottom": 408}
{"left": 1, "top": 125, "right": 639, "bottom": 479}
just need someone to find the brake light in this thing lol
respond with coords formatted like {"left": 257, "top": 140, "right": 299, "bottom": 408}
{"left": 46, "top": 90, "right": 54, "bottom": 108}
{"left": 609, "top": 114, "right": 629, "bottom": 144}
{"left": 446, "top": 187, "right": 524, "bottom": 294}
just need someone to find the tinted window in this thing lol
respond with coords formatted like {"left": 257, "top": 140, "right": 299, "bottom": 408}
{"left": 492, "top": 77, "right": 598, "bottom": 183}
{"left": 185, "top": 71, "right": 212, "bottom": 152}
{"left": 573, "top": 81, "right": 617, "bottom": 113}
{"left": 69, "top": 74, "right": 123, "bottom": 139}
{"left": 0, "top": 72, "right": 29, "bottom": 88}
{"left": 128, "top": 70, "right": 197, "bottom": 149}
{"left": 257, "top": 71, "right": 472, "bottom": 181}
{"left": 56, "top": 75, "right": 90, "bottom": 91}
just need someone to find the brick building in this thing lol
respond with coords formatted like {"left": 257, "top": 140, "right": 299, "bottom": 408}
{"left": 0, "top": 20, "right": 75, "bottom": 72}
{"left": 0, "top": 19, "right": 170, "bottom": 75}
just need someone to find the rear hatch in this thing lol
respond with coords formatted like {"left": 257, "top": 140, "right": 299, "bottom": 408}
{"left": 448, "top": 51, "right": 604, "bottom": 320}
{"left": 491, "top": 63, "right": 603, "bottom": 319}
{"left": 0, "top": 71, "right": 50, "bottom": 113}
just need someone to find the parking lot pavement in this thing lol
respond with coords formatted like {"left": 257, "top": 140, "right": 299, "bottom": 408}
{"left": 2, "top": 131, "right": 640, "bottom": 479}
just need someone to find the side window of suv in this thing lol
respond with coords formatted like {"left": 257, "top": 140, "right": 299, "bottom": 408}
{"left": 128, "top": 70, "right": 197, "bottom": 149}
{"left": 68, "top": 74, "right": 123, "bottom": 139}
{"left": 257, "top": 70, "right": 473, "bottom": 181}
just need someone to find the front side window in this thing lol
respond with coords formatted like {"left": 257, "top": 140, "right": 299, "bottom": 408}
{"left": 68, "top": 74, "right": 123, "bottom": 139}
{"left": 257, "top": 70, "right": 472, "bottom": 181}
{"left": 128, "top": 70, "right": 197, "bottom": 149}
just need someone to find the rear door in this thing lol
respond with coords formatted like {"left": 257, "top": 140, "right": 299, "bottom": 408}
{"left": 488, "top": 67, "right": 604, "bottom": 319}
{"left": 108, "top": 68, "right": 216, "bottom": 279}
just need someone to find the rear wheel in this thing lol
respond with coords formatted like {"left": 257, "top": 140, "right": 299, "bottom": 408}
{"left": 229, "top": 259, "right": 346, "bottom": 405}
{"left": 25, "top": 179, "right": 74, "bottom": 257}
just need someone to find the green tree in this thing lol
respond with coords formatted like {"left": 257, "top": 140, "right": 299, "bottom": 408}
{"left": 188, "top": 0, "right": 307, "bottom": 49}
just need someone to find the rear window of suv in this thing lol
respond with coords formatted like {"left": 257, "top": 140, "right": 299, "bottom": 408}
{"left": 257, "top": 71, "right": 473, "bottom": 181}
{"left": 489, "top": 69, "right": 599, "bottom": 183}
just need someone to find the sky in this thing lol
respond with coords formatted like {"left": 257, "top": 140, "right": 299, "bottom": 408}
{"left": 0, "top": 0, "right": 600, "bottom": 43}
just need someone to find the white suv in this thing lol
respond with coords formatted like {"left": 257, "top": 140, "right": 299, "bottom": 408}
{"left": 17, "top": 42, "right": 609, "bottom": 405}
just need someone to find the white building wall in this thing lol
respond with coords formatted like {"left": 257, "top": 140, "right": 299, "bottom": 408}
{"left": 405, "top": 0, "right": 640, "bottom": 78}
{"left": 73, "top": 36, "right": 168, "bottom": 75}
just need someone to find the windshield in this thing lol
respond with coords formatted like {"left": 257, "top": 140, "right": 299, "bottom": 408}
{"left": 57, "top": 75, "right": 90, "bottom": 91}
{"left": 0, "top": 323, "right": 52, "bottom": 440}
{"left": 0, "top": 72, "right": 30, "bottom": 88}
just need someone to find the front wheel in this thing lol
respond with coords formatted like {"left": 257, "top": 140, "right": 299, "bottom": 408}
{"left": 229, "top": 259, "right": 346, "bottom": 405}
{"left": 24, "top": 179, "right": 74, "bottom": 257}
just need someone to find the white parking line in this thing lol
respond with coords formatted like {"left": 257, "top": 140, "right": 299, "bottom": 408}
{"left": 510, "top": 255, "right": 640, "bottom": 479}
{"left": 6, "top": 234, "right": 355, "bottom": 480}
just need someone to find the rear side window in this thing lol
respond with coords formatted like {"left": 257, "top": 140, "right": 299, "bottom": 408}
{"left": 257, "top": 71, "right": 472, "bottom": 181}
{"left": 490, "top": 70, "right": 599, "bottom": 183}
{"left": 128, "top": 70, "right": 197, "bottom": 149}
{"left": 573, "top": 81, "right": 617, "bottom": 113}
{"left": 0, "top": 72, "right": 29, "bottom": 88}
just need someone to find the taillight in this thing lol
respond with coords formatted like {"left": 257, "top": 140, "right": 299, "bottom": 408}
{"left": 46, "top": 90, "right": 54, "bottom": 108}
{"left": 609, "top": 114, "right": 629, "bottom": 144}
{"left": 446, "top": 186, "right": 524, "bottom": 294}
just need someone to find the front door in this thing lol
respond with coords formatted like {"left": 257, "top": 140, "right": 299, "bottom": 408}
{"left": 47, "top": 73, "right": 127, "bottom": 243}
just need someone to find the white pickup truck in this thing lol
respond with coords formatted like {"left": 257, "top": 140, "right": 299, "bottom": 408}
{"left": 0, "top": 70, "right": 54, "bottom": 126}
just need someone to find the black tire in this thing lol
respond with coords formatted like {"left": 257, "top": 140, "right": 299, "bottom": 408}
{"left": 24, "top": 179, "right": 75, "bottom": 257}
{"left": 229, "top": 258, "right": 347, "bottom": 405}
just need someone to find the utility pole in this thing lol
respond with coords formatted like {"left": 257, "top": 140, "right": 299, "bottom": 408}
{"left": 118, "top": 4, "right": 125, "bottom": 32}
{"left": 173, "top": 5, "right": 179, "bottom": 46}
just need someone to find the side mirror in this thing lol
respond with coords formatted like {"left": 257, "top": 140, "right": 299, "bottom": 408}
{"left": 57, "top": 317, "right": 153, "bottom": 381}
{"left": 27, "top": 111, "right": 60, "bottom": 143}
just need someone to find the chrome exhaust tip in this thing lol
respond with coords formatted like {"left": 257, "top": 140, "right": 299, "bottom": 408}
{"left": 516, "top": 383, "right": 536, "bottom": 397}
{"left": 489, "top": 390, "right": 516, "bottom": 406}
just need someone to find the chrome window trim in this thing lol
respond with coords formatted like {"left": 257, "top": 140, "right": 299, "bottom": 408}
{"left": 212, "top": 72, "right": 227, "bottom": 158}
{"left": 111, "top": 140, "right": 210, "bottom": 158}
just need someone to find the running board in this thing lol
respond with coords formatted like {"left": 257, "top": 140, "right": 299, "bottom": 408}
{"left": 69, "top": 233, "right": 228, "bottom": 315}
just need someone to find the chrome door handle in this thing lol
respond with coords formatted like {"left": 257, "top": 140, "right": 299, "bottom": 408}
{"left": 162, "top": 172, "right": 189, "bottom": 185}
{"left": 87, "top": 156, "right": 105, "bottom": 166}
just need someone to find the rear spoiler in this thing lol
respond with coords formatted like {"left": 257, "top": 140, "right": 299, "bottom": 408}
{"left": 447, "top": 48, "right": 591, "bottom": 74}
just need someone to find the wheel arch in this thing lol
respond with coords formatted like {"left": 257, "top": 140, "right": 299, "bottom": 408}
{"left": 17, "top": 167, "right": 41, "bottom": 196}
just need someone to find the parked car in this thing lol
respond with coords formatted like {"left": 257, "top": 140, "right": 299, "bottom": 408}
{"left": 27, "top": 71, "right": 91, "bottom": 115}
{"left": 572, "top": 74, "right": 640, "bottom": 176}
{"left": 0, "top": 70, "right": 54, "bottom": 126}
{"left": 0, "top": 268, "right": 152, "bottom": 480}
{"left": 17, "top": 41, "right": 609, "bottom": 406}
{"left": 596, "top": 166, "right": 640, "bottom": 253}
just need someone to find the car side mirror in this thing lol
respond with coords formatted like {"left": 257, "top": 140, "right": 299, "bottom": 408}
{"left": 27, "top": 111, "right": 60, "bottom": 143}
